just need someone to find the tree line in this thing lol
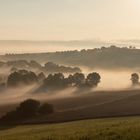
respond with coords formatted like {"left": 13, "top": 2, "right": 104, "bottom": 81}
{"left": 3, "top": 69, "right": 140, "bottom": 92}
{"left": 6, "top": 70, "right": 101, "bottom": 92}
{"left": 0, "top": 60, "right": 81, "bottom": 74}
{"left": 2, "top": 46, "right": 140, "bottom": 69}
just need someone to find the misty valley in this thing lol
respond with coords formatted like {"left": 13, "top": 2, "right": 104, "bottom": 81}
{"left": 0, "top": 46, "right": 140, "bottom": 125}
{"left": 2, "top": 0, "right": 140, "bottom": 139}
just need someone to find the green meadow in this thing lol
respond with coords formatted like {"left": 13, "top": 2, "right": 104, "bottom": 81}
{"left": 0, "top": 116, "right": 140, "bottom": 140}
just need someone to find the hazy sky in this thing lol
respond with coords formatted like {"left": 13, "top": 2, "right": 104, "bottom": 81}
{"left": 0, "top": 0, "right": 140, "bottom": 41}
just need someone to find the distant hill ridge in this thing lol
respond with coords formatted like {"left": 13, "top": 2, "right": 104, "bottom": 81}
{"left": 0, "top": 46, "right": 140, "bottom": 69}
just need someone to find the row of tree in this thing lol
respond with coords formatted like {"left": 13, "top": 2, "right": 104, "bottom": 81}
{"left": 7, "top": 70, "right": 101, "bottom": 91}
{"left": 5, "top": 70, "right": 140, "bottom": 91}
{"left": 2, "top": 46, "right": 140, "bottom": 69}
{"left": 42, "top": 72, "right": 101, "bottom": 90}
{"left": 0, "top": 60, "right": 81, "bottom": 74}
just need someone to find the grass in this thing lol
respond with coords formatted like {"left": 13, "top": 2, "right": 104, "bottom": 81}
{"left": 1, "top": 116, "right": 140, "bottom": 140}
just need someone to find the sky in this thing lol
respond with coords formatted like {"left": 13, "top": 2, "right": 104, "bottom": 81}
{"left": 0, "top": 0, "right": 140, "bottom": 53}
{"left": 0, "top": 0, "right": 140, "bottom": 41}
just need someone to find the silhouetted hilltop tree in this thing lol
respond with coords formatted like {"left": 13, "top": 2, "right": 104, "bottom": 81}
{"left": 86, "top": 72, "right": 101, "bottom": 87}
{"left": 131, "top": 73, "right": 139, "bottom": 86}
{"left": 7, "top": 70, "right": 38, "bottom": 87}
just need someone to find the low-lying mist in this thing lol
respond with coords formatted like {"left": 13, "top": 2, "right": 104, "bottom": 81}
{"left": 81, "top": 68, "right": 135, "bottom": 90}
{"left": 94, "top": 70, "right": 132, "bottom": 90}
{"left": 0, "top": 69, "right": 137, "bottom": 106}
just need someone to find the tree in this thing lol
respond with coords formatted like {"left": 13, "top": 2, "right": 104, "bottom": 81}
{"left": 131, "top": 73, "right": 139, "bottom": 86}
{"left": 39, "top": 103, "right": 54, "bottom": 115}
{"left": 0, "top": 99, "right": 55, "bottom": 123}
{"left": 44, "top": 62, "right": 81, "bottom": 73}
{"left": 38, "top": 72, "right": 46, "bottom": 82}
{"left": 66, "top": 74, "right": 74, "bottom": 86}
{"left": 7, "top": 70, "right": 38, "bottom": 87}
{"left": 71, "top": 73, "right": 85, "bottom": 86}
{"left": 43, "top": 73, "right": 66, "bottom": 89}
{"left": 86, "top": 72, "right": 101, "bottom": 87}
{"left": 16, "top": 99, "right": 40, "bottom": 118}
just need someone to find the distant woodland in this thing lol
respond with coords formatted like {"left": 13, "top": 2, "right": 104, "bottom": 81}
{"left": 0, "top": 46, "right": 140, "bottom": 69}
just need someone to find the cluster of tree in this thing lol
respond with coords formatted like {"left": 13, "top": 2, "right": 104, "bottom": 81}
{"left": 2, "top": 46, "right": 140, "bottom": 69}
{"left": 6, "top": 69, "right": 140, "bottom": 90}
{"left": 7, "top": 69, "right": 101, "bottom": 91}
{"left": 38, "top": 72, "right": 101, "bottom": 92}
{"left": 7, "top": 70, "right": 39, "bottom": 87}
{"left": 131, "top": 73, "right": 140, "bottom": 86}
{"left": 0, "top": 99, "right": 54, "bottom": 123}
{"left": 0, "top": 60, "right": 41, "bottom": 70}
{"left": 0, "top": 60, "right": 81, "bottom": 74}
{"left": 44, "top": 62, "right": 81, "bottom": 73}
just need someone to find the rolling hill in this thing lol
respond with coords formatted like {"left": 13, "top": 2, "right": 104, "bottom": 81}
{"left": 1, "top": 89, "right": 140, "bottom": 124}
{"left": 1, "top": 46, "right": 140, "bottom": 69}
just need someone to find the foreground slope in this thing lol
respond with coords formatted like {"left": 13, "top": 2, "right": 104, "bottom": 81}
{"left": 1, "top": 89, "right": 140, "bottom": 124}
{"left": 23, "top": 89, "right": 140, "bottom": 124}
{"left": 1, "top": 116, "right": 140, "bottom": 140}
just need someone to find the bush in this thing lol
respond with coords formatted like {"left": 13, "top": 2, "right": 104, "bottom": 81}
{"left": 0, "top": 99, "right": 54, "bottom": 123}
{"left": 16, "top": 99, "right": 40, "bottom": 118}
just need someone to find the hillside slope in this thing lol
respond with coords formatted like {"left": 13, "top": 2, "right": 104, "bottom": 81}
{"left": 24, "top": 89, "right": 140, "bottom": 124}
{"left": 1, "top": 46, "right": 140, "bottom": 69}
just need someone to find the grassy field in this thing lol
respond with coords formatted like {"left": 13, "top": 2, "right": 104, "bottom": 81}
{"left": 1, "top": 116, "right": 140, "bottom": 140}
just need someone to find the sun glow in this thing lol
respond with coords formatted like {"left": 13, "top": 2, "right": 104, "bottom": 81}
{"left": 127, "top": 0, "right": 140, "bottom": 10}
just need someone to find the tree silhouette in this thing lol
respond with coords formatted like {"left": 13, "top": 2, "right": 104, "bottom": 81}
{"left": 86, "top": 72, "right": 101, "bottom": 87}
{"left": 131, "top": 73, "right": 139, "bottom": 86}
{"left": 71, "top": 73, "right": 85, "bottom": 86}
{"left": 0, "top": 99, "right": 55, "bottom": 122}
{"left": 7, "top": 70, "right": 38, "bottom": 87}
{"left": 43, "top": 73, "right": 66, "bottom": 89}
{"left": 16, "top": 99, "right": 40, "bottom": 118}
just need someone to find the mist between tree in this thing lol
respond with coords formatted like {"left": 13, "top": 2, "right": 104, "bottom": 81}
{"left": 0, "top": 68, "right": 138, "bottom": 106}
{"left": 82, "top": 68, "right": 134, "bottom": 90}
